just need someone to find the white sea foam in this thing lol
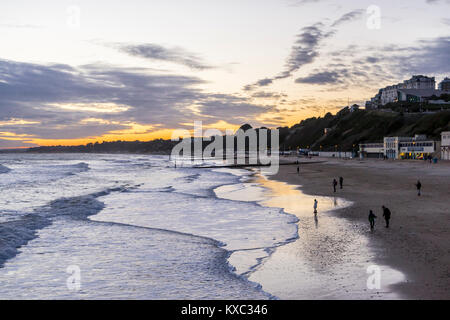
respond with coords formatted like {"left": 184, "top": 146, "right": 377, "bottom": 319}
{"left": 0, "top": 153, "right": 294, "bottom": 299}
{"left": 0, "top": 164, "right": 11, "bottom": 174}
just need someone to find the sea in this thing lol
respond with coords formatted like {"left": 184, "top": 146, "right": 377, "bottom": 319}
{"left": 0, "top": 153, "right": 298, "bottom": 299}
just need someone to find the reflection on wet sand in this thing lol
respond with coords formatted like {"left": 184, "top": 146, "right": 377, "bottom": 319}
{"left": 217, "top": 169, "right": 406, "bottom": 299}
{"left": 254, "top": 174, "right": 350, "bottom": 218}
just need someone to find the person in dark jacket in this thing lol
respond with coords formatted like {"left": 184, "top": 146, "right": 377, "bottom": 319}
{"left": 339, "top": 176, "right": 344, "bottom": 189}
{"left": 333, "top": 179, "right": 337, "bottom": 193}
{"left": 368, "top": 210, "right": 377, "bottom": 230}
{"left": 382, "top": 205, "right": 391, "bottom": 228}
{"left": 416, "top": 180, "right": 422, "bottom": 196}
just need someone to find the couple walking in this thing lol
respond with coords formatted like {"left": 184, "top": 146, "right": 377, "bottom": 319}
{"left": 332, "top": 177, "right": 344, "bottom": 192}
{"left": 368, "top": 206, "right": 392, "bottom": 230}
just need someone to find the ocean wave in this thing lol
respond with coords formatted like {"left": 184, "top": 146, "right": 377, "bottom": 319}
{"left": 179, "top": 173, "right": 201, "bottom": 183}
{"left": 65, "top": 162, "right": 90, "bottom": 176}
{"left": 0, "top": 214, "right": 51, "bottom": 268}
{"left": 0, "top": 165, "right": 11, "bottom": 174}
{"left": 0, "top": 186, "right": 127, "bottom": 268}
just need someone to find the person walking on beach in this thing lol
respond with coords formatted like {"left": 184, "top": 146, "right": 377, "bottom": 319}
{"left": 313, "top": 199, "right": 318, "bottom": 214}
{"left": 416, "top": 180, "right": 422, "bottom": 196}
{"left": 368, "top": 210, "right": 377, "bottom": 230}
{"left": 333, "top": 179, "right": 338, "bottom": 193}
{"left": 382, "top": 205, "right": 391, "bottom": 228}
{"left": 339, "top": 176, "right": 344, "bottom": 189}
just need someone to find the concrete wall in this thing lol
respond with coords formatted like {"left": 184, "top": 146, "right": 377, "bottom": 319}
{"left": 317, "top": 151, "right": 353, "bottom": 158}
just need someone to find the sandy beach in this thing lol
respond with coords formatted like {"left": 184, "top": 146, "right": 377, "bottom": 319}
{"left": 255, "top": 157, "right": 450, "bottom": 299}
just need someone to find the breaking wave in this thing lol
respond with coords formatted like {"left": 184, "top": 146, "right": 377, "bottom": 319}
{"left": 0, "top": 165, "right": 11, "bottom": 174}
{"left": 0, "top": 186, "right": 126, "bottom": 268}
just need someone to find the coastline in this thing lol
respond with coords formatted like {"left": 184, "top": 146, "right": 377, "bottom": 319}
{"left": 263, "top": 157, "right": 450, "bottom": 299}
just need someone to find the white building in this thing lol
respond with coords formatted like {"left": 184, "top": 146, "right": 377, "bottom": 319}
{"left": 397, "top": 89, "right": 445, "bottom": 103}
{"left": 441, "top": 131, "right": 450, "bottom": 160}
{"left": 387, "top": 135, "right": 436, "bottom": 159}
{"left": 359, "top": 134, "right": 437, "bottom": 159}
{"left": 371, "top": 75, "right": 437, "bottom": 106}
{"left": 365, "top": 93, "right": 381, "bottom": 109}
{"left": 438, "top": 77, "right": 450, "bottom": 92}
{"left": 380, "top": 85, "right": 399, "bottom": 105}
{"left": 402, "top": 75, "right": 435, "bottom": 90}
{"left": 359, "top": 142, "right": 384, "bottom": 158}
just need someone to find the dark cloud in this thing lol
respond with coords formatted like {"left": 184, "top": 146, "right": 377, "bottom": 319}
{"left": 245, "top": 23, "right": 330, "bottom": 90}
{"left": 288, "top": 0, "right": 323, "bottom": 6}
{"left": 359, "top": 36, "right": 450, "bottom": 81}
{"left": 0, "top": 59, "right": 271, "bottom": 145}
{"left": 426, "top": 0, "right": 450, "bottom": 4}
{"left": 256, "top": 78, "right": 274, "bottom": 86}
{"left": 299, "top": 36, "right": 450, "bottom": 92}
{"left": 244, "top": 10, "right": 362, "bottom": 90}
{"left": 0, "top": 138, "right": 38, "bottom": 148}
{"left": 280, "top": 24, "right": 330, "bottom": 78}
{"left": 114, "top": 43, "right": 213, "bottom": 70}
{"left": 366, "top": 57, "right": 380, "bottom": 63}
{"left": 196, "top": 99, "right": 274, "bottom": 125}
{"left": 400, "top": 37, "right": 450, "bottom": 75}
{"left": 0, "top": 59, "right": 201, "bottom": 127}
{"left": 251, "top": 91, "right": 287, "bottom": 99}
{"left": 295, "top": 70, "right": 348, "bottom": 84}
{"left": 330, "top": 9, "right": 364, "bottom": 27}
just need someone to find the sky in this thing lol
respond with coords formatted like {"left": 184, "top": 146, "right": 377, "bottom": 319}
{"left": 0, "top": 0, "right": 449, "bottom": 148}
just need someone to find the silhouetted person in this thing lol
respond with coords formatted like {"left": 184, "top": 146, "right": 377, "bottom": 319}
{"left": 313, "top": 199, "right": 318, "bottom": 214}
{"left": 416, "top": 180, "right": 422, "bottom": 196}
{"left": 382, "top": 205, "right": 391, "bottom": 228}
{"left": 339, "top": 176, "right": 344, "bottom": 189}
{"left": 333, "top": 179, "right": 337, "bottom": 193}
{"left": 297, "top": 166, "right": 300, "bottom": 175}
{"left": 368, "top": 210, "right": 377, "bottom": 230}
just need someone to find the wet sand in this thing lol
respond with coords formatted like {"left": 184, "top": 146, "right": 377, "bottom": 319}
{"left": 260, "top": 157, "right": 450, "bottom": 299}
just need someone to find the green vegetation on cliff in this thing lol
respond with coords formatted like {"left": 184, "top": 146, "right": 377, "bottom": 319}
{"left": 22, "top": 108, "right": 450, "bottom": 154}
{"left": 279, "top": 108, "right": 450, "bottom": 151}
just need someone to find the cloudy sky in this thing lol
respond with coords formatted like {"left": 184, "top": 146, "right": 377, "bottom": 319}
{"left": 0, "top": 0, "right": 449, "bottom": 148}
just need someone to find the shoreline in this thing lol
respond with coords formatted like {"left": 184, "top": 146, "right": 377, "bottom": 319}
{"left": 213, "top": 168, "right": 300, "bottom": 299}
{"left": 263, "top": 157, "right": 450, "bottom": 299}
